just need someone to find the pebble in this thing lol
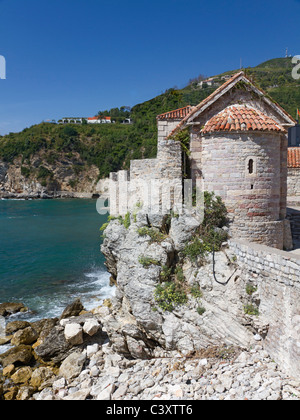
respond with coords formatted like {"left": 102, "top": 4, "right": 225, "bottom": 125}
{"left": 32, "top": 344, "right": 300, "bottom": 401}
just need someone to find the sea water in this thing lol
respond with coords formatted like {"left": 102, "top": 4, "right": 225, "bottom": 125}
{"left": 0, "top": 198, "right": 114, "bottom": 322}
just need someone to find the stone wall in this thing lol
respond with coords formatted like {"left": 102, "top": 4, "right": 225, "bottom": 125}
{"left": 230, "top": 239, "right": 300, "bottom": 379}
{"left": 190, "top": 131, "right": 288, "bottom": 248}
{"left": 288, "top": 168, "right": 300, "bottom": 197}
{"left": 157, "top": 120, "right": 181, "bottom": 144}
{"left": 108, "top": 120, "right": 183, "bottom": 217}
{"left": 130, "top": 159, "right": 159, "bottom": 180}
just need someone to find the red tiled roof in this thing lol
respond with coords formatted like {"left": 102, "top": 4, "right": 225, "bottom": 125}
{"left": 88, "top": 116, "right": 111, "bottom": 120}
{"left": 201, "top": 104, "right": 286, "bottom": 134}
{"left": 288, "top": 148, "right": 300, "bottom": 168}
{"left": 167, "top": 72, "right": 244, "bottom": 137}
{"left": 167, "top": 71, "right": 295, "bottom": 139}
{"left": 157, "top": 106, "right": 194, "bottom": 121}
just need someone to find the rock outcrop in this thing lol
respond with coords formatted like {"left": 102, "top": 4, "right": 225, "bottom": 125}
{"left": 0, "top": 156, "right": 109, "bottom": 199}
{"left": 100, "top": 210, "right": 260, "bottom": 360}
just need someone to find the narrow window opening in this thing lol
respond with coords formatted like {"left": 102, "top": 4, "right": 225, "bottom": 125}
{"left": 248, "top": 159, "right": 254, "bottom": 174}
{"left": 251, "top": 184, "right": 254, "bottom": 190}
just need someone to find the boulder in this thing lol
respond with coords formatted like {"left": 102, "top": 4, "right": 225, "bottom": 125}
{"left": 59, "top": 298, "right": 84, "bottom": 320}
{"left": 6, "top": 321, "right": 30, "bottom": 335}
{"left": 30, "top": 367, "right": 55, "bottom": 389}
{"left": 16, "top": 386, "right": 35, "bottom": 401}
{"left": 34, "top": 326, "right": 72, "bottom": 365}
{"left": 64, "top": 323, "right": 83, "bottom": 345}
{"left": 83, "top": 319, "right": 100, "bottom": 336}
{"left": 59, "top": 351, "right": 86, "bottom": 381}
{"left": 0, "top": 302, "right": 28, "bottom": 317}
{"left": 0, "top": 345, "right": 33, "bottom": 368}
{"left": 11, "top": 366, "right": 32, "bottom": 384}
{"left": 11, "top": 326, "right": 38, "bottom": 346}
{"left": 31, "top": 318, "right": 58, "bottom": 341}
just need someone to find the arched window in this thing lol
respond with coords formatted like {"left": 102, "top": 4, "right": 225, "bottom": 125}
{"left": 246, "top": 157, "right": 256, "bottom": 178}
{"left": 248, "top": 159, "right": 254, "bottom": 174}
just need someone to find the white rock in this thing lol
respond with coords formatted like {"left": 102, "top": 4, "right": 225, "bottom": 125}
{"left": 254, "top": 334, "right": 262, "bottom": 341}
{"left": 86, "top": 343, "right": 99, "bottom": 357}
{"left": 64, "top": 323, "right": 83, "bottom": 345}
{"left": 63, "top": 388, "right": 90, "bottom": 401}
{"left": 83, "top": 319, "right": 100, "bottom": 336}
{"left": 59, "top": 318, "right": 70, "bottom": 327}
{"left": 59, "top": 352, "right": 86, "bottom": 381}
{"left": 90, "top": 365, "right": 100, "bottom": 377}
{"left": 96, "top": 384, "right": 115, "bottom": 400}
{"left": 52, "top": 377, "right": 66, "bottom": 390}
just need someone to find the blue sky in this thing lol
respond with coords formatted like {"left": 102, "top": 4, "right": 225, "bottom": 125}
{"left": 0, "top": 0, "right": 299, "bottom": 135}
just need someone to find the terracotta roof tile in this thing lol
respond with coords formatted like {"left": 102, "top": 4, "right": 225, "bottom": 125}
{"left": 157, "top": 106, "right": 194, "bottom": 121}
{"left": 288, "top": 148, "right": 300, "bottom": 168}
{"left": 201, "top": 104, "right": 286, "bottom": 134}
{"left": 166, "top": 71, "right": 295, "bottom": 139}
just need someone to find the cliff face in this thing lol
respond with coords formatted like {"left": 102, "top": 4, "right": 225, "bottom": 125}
{"left": 100, "top": 211, "right": 263, "bottom": 359}
{"left": 0, "top": 152, "right": 103, "bottom": 199}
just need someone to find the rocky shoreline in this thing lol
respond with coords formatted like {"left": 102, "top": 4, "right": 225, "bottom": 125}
{"left": 2, "top": 199, "right": 300, "bottom": 400}
{"left": 1, "top": 300, "right": 300, "bottom": 401}
{"left": 0, "top": 191, "right": 101, "bottom": 200}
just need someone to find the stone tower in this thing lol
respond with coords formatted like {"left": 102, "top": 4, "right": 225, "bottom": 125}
{"left": 167, "top": 72, "right": 296, "bottom": 249}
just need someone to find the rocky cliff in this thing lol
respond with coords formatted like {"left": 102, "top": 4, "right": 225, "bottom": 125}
{"left": 0, "top": 153, "right": 109, "bottom": 199}
{"left": 100, "top": 207, "right": 264, "bottom": 359}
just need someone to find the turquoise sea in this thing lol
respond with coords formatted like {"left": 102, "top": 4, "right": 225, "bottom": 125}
{"left": 0, "top": 199, "right": 113, "bottom": 322}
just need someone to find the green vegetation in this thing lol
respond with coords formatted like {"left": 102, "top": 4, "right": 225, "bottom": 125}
{"left": 244, "top": 304, "right": 259, "bottom": 316}
{"left": 137, "top": 227, "right": 167, "bottom": 243}
{"left": 138, "top": 256, "right": 161, "bottom": 268}
{"left": 190, "top": 283, "right": 203, "bottom": 299}
{"left": 154, "top": 270, "right": 206, "bottom": 314}
{"left": 154, "top": 281, "right": 188, "bottom": 312}
{"left": 100, "top": 213, "right": 131, "bottom": 236}
{"left": 160, "top": 265, "right": 173, "bottom": 282}
{"left": 21, "top": 166, "right": 31, "bottom": 178}
{"left": 197, "top": 306, "right": 206, "bottom": 316}
{"left": 183, "top": 192, "right": 228, "bottom": 264}
{"left": 246, "top": 283, "right": 258, "bottom": 296}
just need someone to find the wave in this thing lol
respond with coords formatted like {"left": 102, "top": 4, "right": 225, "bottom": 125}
{"left": 81, "top": 269, "right": 115, "bottom": 310}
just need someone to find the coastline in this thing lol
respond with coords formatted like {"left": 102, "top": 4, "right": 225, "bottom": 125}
{"left": 0, "top": 191, "right": 103, "bottom": 200}
{"left": 0, "top": 176, "right": 110, "bottom": 201}
{"left": 1, "top": 300, "right": 300, "bottom": 401}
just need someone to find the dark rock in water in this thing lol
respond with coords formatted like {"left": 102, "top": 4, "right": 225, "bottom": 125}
{"left": 59, "top": 298, "right": 84, "bottom": 320}
{"left": 0, "top": 303, "right": 28, "bottom": 317}
{"left": 0, "top": 345, "right": 33, "bottom": 368}
{"left": 6, "top": 321, "right": 30, "bottom": 335}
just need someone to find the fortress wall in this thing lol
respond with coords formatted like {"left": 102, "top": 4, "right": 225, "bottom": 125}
{"left": 230, "top": 239, "right": 300, "bottom": 379}
{"left": 191, "top": 132, "right": 286, "bottom": 248}
{"left": 288, "top": 168, "right": 300, "bottom": 197}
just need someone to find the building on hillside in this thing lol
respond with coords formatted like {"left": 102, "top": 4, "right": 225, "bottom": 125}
{"left": 87, "top": 116, "right": 112, "bottom": 124}
{"left": 58, "top": 116, "right": 112, "bottom": 124}
{"left": 109, "top": 71, "right": 296, "bottom": 250}
{"left": 60, "top": 118, "right": 85, "bottom": 124}
{"left": 198, "top": 77, "right": 220, "bottom": 88}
